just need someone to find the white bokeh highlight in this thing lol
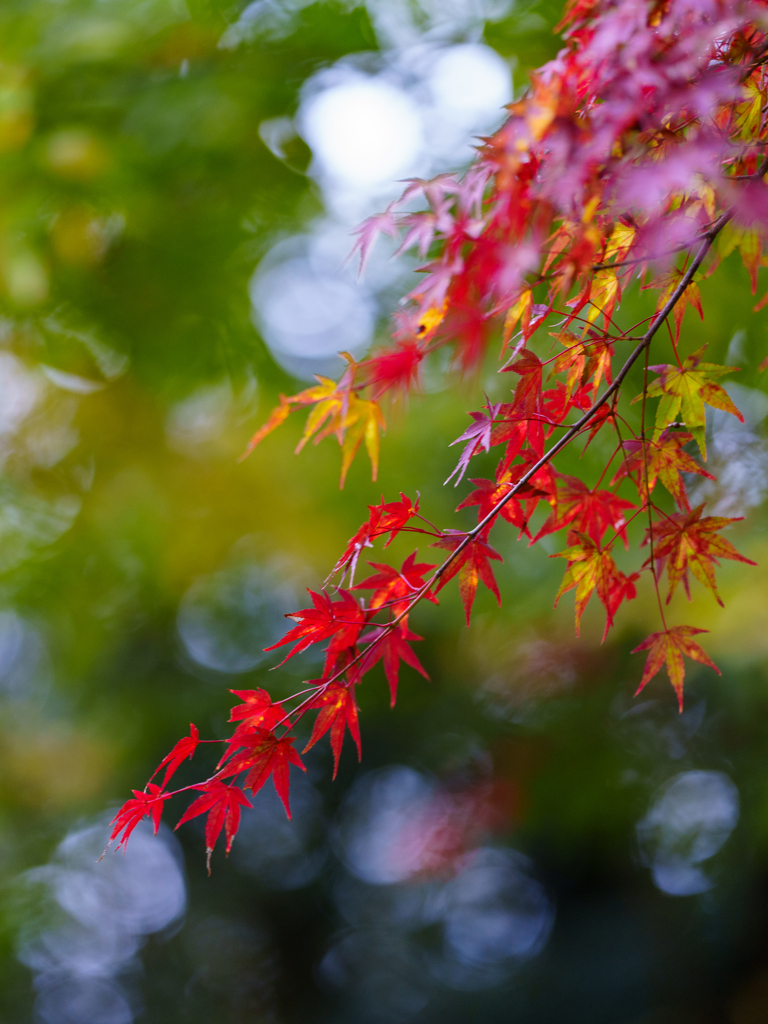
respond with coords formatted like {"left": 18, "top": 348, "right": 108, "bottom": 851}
{"left": 18, "top": 820, "right": 186, "bottom": 1024}
{"left": 246, "top": 0, "right": 514, "bottom": 379}
{"left": 300, "top": 78, "right": 424, "bottom": 190}
{"left": 637, "top": 770, "right": 739, "bottom": 896}
{"left": 323, "top": 765, "right": 554, "bottom": 1007}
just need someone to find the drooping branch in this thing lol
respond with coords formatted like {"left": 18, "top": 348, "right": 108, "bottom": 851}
{"left": 109, "top": 0, "right": 768, "bottom": 867}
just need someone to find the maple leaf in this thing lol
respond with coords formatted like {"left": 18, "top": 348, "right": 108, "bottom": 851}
{"left": 604, "top": 569, "right": 640, "bottom": 630}
{"left": 446, "top": 400, "right": 501, "bottom": 485}
{"left": 633, "top": 626, "right": 720, "bottom": 711}
{"left": 644, "top": 505, "right": 756, "bottom": 605}
{"left": 585, "top": 269, "right": 619, "bottom": 327}
{"left": 152, "top": 724, "right": 199, "bottom": 787}
{"left": 533, "top": 474, "right": 635, "bottom": 547}
{"left": 219, "top": 728, "right": 306, "bottom": 819}
{"left": 393, "top": 209, "right": 443, "bottom": 258}
{"left": 547, "top": 380, "right": 592, "bottom": 424}
{"left": 240, "top": 356, "right": 385, "bottom": 487}
{"left": 456, "top": 466, "right": 547, "bottom": 538}
{"left": 432, "top": 531, "right": 502, "bottom": 625}
{"left": 361, "top": 340, "right": 425, "bottom": 398}
{"left": 330, "top": 493, "right": 420, "bottom": 583}
{"left": 229, "top": 688, "right": 283, "bottom": 726}
{"left": 490, "top": 351, "right": 546, "bottom": 467}
{"left": 501, "top": 289, "right": 533, "bottom": 353}
{"left": 504, "top": 349, "right": 544, "bottom": 422}
{"left": 302, "top": 681, "right": 362, "bottom": 778}
{"left": 647, "top": 270, "right": 703, "bottom": 341}
{"left": 265, "top": 589, "right": 366, "bottom": 675}
{"left": 349, "top": 208, "right": 400, "bottom": 272}
{"left": 639, "top": 346, "right": 743, "bottom": 458}
{"left": 612, "top": 428, "right": 714, "bottom": 510}
{"left": 242, "top": 375, "right": 346, "bottom": 460}
{"left": 222, "top": 689, "right": 286, "bottom": 762}
{"left": 176, "top": 781, "right": 252, "bottom": 874}
{"left": 353, "top": 552, "right": 437, "bottom": 619}
{"left": 339, "top": 395, "right": 386, "bottom": 487}
{"left": 552, "top": 531, "right": 634, "bottom": 640}
{"left": 581, "top": 402, "right": 615, "bottom": 449}
{"left": 239, "top": 395, "right": 291, "bottom": 461}
{"left": 360, "top": 623, "right": 430, "bottom": 706}
{"left": 550, "top": 330, "right": 614, "bottom": 397}
{"left": 374, "top": 492, "right": 421, "bottom": 545}
{"left": 108, "top": 783, "right": 170, "bottom": 852}
{"left": 331, "top": 516, "right": 379, "bottom": 585}
{"left": 292, "top": 376, "right": 349, "bottom": 451}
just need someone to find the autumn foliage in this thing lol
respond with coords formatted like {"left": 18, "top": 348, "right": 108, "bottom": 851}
{"left": 111, "top": 0, "right": 768, "bottom": 867}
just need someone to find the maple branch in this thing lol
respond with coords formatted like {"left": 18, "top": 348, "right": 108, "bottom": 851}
{"left": 431, "top": 234, "right": 719, "bottom": 576}
{"left": 292, "top": 197, "right": 757, "bottom": 707}
{"left": 111, "top": 7, "right": 768, "bottom": 871}
{"left": 640, "top": 337, "right": 669, "bottom": 631}
{"left": 258, "top": 156, "right": 768, "bottom": 744}
{"left": 393, "top": 182, "right": 767, "bottom": 609}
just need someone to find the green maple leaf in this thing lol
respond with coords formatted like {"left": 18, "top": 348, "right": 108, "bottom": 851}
{"left": 637, "top": 346, "right": 743, "bottom": 459}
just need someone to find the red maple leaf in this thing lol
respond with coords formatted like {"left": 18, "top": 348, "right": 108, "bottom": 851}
{"left": 550, "top": 330, "right": 614, "bottom": 398}
{"left": 604, "top": 569, "right": 640, "bottom": 630}
{"left": 219, "top": 729, "right": 306, "bottom": 818}
{"left": 229, "top": 688, "right": 283, "bottom": 726}
{"left": 490, "top": 350, "right": 546, "bottom": 465}
{"left": 302, "top": 681, "right": 362, "bottom": 778}
{"left": 373, "top": 493, "right": 421, "bottom": 545}
{"left": 633, "top": 626, "right": 720, "bottom": 711}
{"left": 331, "top": 519, "right": 376, "bottom": 585}
{"left": 360, "top": 623, "right": 430, "bottom": 706}
{"left": 221, "top": 689, "right": 287, "bottom": 762}
{"left": 353, "top": 552, "right": 437, "bottom": 619}
{"left": 446, "top": 400, "right": 502, "bottom": 485}
{"left": 533, "top": 473, "right": 635, "bottom": 547}
{"left": 644, "top": 505, "right": 756, "bottom": 605}
{"left": 456, "top": 453, "right": 550, "bottom": 538}
{"left": 151, "top": 724, "right": 199, "bottom": 787}
{"left": 176, "top": 780, "right": 252, "bottom": 874}
{"left": 432, "top": 531, "right": 502, "bottom": 625}
{"left": 108, "top": 783, "right": 170, "bottom": 852}
{"left": 360, "top": 340, "right": 425, "bottom": 399}
{"left": 265, "top": 588, "right": 366, "bottom": 675}
{"left": 331, "top": 493, "right": 420, "bottom": 583}
{"left": 612, "top": 428, "right": 714, "bottom": 510}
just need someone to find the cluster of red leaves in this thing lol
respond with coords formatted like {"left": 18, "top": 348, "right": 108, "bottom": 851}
{"left": 113, "top": 0, "right": 768, "bottom": 867}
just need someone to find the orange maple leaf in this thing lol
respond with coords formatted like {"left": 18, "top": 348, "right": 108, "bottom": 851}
{"left": 645, "top": 505, "right": 756, "bottom": 605}
{"left": 612, "top": 428, "right": 714, "bottom": 510}
{"left": 633, "top": 626, "right": 720, "bottom": 711}
{"left": 552, "top": 530, "right": 637, "bottom": 640}
{"left": 533, "top": 473, "right": 635, "bottom": 548}
{"left": 549, "top": 330, "right": 614, "bottom": 398}
{"left": 240, "top": 355, "right": 385, "bottom": 487}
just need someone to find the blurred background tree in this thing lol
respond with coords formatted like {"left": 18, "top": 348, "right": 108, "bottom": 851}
{"left": 1, "top": 1, "right": 768, "bottom": 1022}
